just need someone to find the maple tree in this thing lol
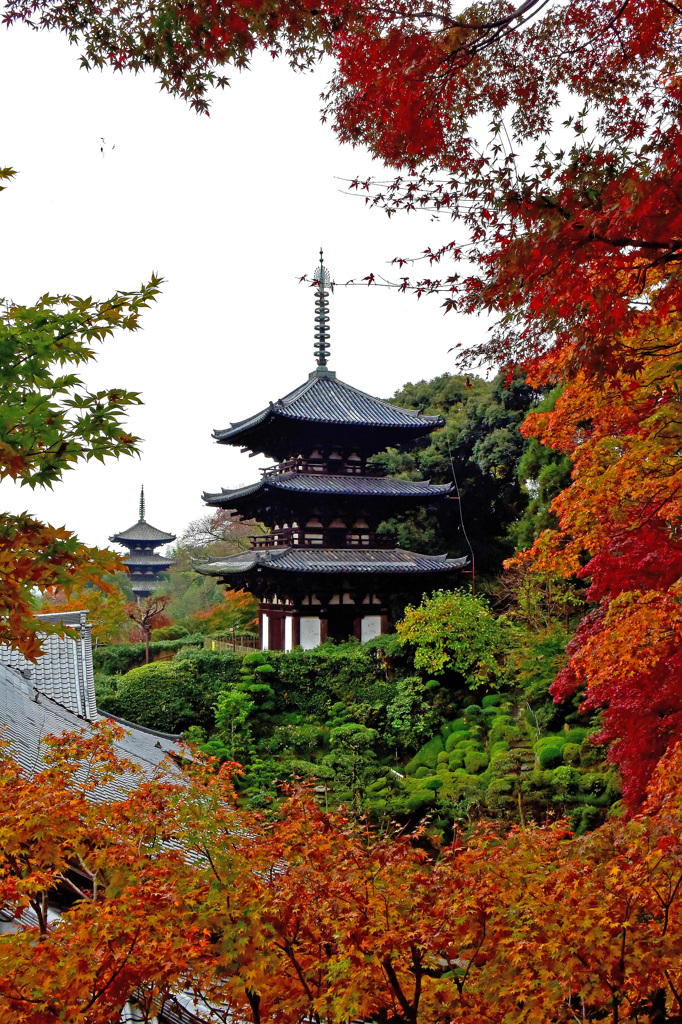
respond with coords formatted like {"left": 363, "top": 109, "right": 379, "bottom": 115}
{"left": 510, "top": 322, "right": 682, "bottom": 809}
{"left": 0, "top": 166, "right": 160, "bottom": 659}
{"left": 128, "top": 594, "right": 172, "bottom": 663}
{"left": 4, "top": 0, "right": 681, "bottom": 378}
{"left": 0, "top": 722, "right": 215, "bottom": 1023}
{"left": 1, "top": 721, "right": 681, "bottom": 1021}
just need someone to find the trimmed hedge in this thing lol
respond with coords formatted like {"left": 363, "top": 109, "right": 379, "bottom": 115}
{"left": 94, "top": 634, "right": 204, "bottom": 675}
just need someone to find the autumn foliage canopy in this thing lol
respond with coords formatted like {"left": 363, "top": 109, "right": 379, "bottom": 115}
{"left": 0, "top": 725, "right": 681, "bottom": 1023}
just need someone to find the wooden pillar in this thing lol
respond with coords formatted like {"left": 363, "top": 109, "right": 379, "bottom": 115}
{"left": 319, "top": 613, "right": 328, "bottom": 644}
{"left": 292, "top": 614, "right": 300, "bottom": 648}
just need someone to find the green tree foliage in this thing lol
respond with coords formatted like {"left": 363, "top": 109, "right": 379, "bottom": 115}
{"left": 373, "top": 371, "right": 543, "bottom": 573}
{"left": 396, "top": 589, "right": 512, "bottom": 682}
{"left": 162, "top": 510, "right": 261, "bottom": 632}
{"left": 97, "top": 648, "right": 240, "bottom": 732}
{"left": 510, "top": 386, "right": 573, "bottom": 551}
{"left": 0, "top": 167, "right": 160, "bottom": 657}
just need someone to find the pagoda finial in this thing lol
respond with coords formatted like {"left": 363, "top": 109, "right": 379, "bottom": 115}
{"left": 314, "top": 248, "right": 331, "bottom": 367}
{"left": 139, "top": 484, "right": 145, "bottom": 522}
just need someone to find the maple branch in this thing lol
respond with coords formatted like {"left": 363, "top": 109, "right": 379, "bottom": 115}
{"left": 382, "top": 957, "right": 414, "bottom": 1023}
{"left": 664, "top": 968, "right": 682, "bottom": 1012}
{"left": 202, "top": 846, "right": 224, "bottom": 885}
{"left": 84, "top": 925, "right": 142, "bottom": 1012}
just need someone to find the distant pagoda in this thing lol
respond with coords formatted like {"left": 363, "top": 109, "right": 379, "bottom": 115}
{"left": 196, "top": 252, "right": 465, "bottom": 650}
{"left": 109, "top": 487, "right": 176, "bottom": 599}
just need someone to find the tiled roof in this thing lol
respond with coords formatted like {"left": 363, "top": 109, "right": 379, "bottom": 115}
{"left": 0, "top": 665, "right": 181, "bottom": 801}
{"left": 109, "top": 520, "right": 176, "bottom": 545}
{"left": 204, "top": 473, "right": 453, "bottom": 506}
{"left": 0, "top": 610, "right": 96, "bottom": 719}
{"left": 123, "top": 551, "right": 174, "bottom": 567}
{"left": 214, "top": 370, "right": 444, "bottom": 443}
{"left": 195, "top": 547, "right": 466, "bottom": 576}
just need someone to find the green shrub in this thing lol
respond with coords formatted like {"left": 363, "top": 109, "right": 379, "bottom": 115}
{"left": 243, "top": 651, "right": 267, "bottom": 667}
{"left": 421, "top": 776, "right": 443, "bottom": 792}
{"left": 464, "top": 750, "right": 489, "bottom": 774}
{"left": 490, "top": 741, "right": 510, "bottom": 758}
{"left": 395, "top": 589, "right": 512, "bottom": 682}
{"left": 94, "top": 635, "right": 204, "bottom": 675}
{"left": 481, "top": 694, "right": 503, "bottom": 709}
{"left": 98, "top": 659, "right": 220, "bottom": 733}
{"left": 579, "top": 736, "right": 603, "bottom": 767}
{"left": 151, "top": 625, "right": 190, "bottom": 641}
{"left": 405, "top": 793, "right": 435, "bottom": 812}
{"left": 534, "top": 734, "right": 567, "bottom": 754}
{"left": 414, "top": 767, "right": 430, "bottom": 780}
{"left": 412, "top": 736, "right": 445, "bottom": 771}
{"left": 276, "top": 642, "right": 387, "bottom": 717}
{"left": 464, "top": 705, "right": 485, "bottom": 727}
{"left": 538, "top": 745, "right": 564, "bottom": 770}
{"left": 446, "top": 731, "right": 471, "bottom": 752}
{"left": 564, "top": 727, "right": 590, "bottom": 745}
{"left": 437, "top": 751, "right": 449, "bottom": 765}
{"left": 562, "top": 743, "right": 581, "bottom": 765}
{"left": 447, "top": 749, "right": 464, "bottom": 768}
{"left": 488, "top": 716, "right": 517, "bottom": 745}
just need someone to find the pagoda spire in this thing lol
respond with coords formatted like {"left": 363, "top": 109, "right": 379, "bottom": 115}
{"left": 139, "top": 484, "right": 145, "bottom": 522}
{"left": 314, "top": 248, "right": 331, "bottom": 367}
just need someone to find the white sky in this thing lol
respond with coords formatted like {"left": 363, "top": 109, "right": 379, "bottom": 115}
{"left": 0, "top": 24, "right": 490, "bottom": 553}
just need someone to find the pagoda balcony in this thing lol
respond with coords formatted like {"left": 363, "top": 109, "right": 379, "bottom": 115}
{"left": 249, "top": 528, "right": 394, "bottom": 550}
{"left": 260, "top": 457, "right": 385, "bottom": 478}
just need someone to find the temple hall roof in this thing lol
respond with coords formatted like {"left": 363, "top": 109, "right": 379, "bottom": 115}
{"left": 195, "top": 547, "right": 466, "bottom": 578}
{"left": 213, "top": 370, "right": 444, "bottom": 451}
{"left": 203, "top": 473, "right": 453, "bottom": 508}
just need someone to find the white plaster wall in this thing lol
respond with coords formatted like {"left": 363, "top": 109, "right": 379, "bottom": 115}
{"left": 284, "top": 616, "right": 293, "bottom": 653}
{"left": 361, "top": 615, "right": 382, "bottom": 643}
{"left": 300, "top": 617, "right": 321, "bottom": 650}
{"left": 261, "top": 613, "right": 269, "bottom": 650}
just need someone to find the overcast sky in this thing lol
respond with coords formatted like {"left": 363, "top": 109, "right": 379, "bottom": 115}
{"left": 0, "top": 24, "right": 490, "bottom": 554}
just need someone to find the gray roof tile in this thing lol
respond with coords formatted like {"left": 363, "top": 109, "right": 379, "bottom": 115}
{"left": 204, "top": 473, "right": 452, "bottom": 506}
{"left": 196, "top": 547, "right": 466, "bottom": 576}
{"left": 214, "top": 371, "right": 444, "bottom": 443}
{"left": 110, "top": 520, "right": 176, "bottom": 545}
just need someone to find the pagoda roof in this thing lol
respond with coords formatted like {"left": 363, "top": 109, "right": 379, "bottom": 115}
{"left": 204, "top": 473, "right": 453, "bottom": 508}
{"left": 213, "top": 370, "right": 444, "bottom": 452}
{"left": 109, "top": 520, "right": 176, "bottom": 545}
{"left": 123, "top": 551, "right": 174, "bottom": 568}
{"left": 195, "top": 547, "right": 466, "bottom": 578}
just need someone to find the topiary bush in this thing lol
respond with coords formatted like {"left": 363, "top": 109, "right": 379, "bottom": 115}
{"left": 98, "top": 659, "right": 220, "bottom": 733}
{"left": 94, "top": 635, "right": 204, "bottom": 675}
{"left": 562, "top": 743, "right": 581, "bottom": 765}
{"left": 464, "top": 749, "right": 490, "bottom": 774}
{"left": 538, "top": 745, "right": 564, "bottom": 770}
{"left": 488, "top": 716, "right": 518, "bottom": 746}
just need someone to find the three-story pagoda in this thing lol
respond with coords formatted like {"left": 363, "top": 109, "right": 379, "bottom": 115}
{"left": 110, "top": 487, "right": 176, "bottom": 599}
{"left": 196, "top": 254, "right": 465, "bottom": 650}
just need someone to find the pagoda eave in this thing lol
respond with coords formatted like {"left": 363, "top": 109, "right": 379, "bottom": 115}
{"left": 195, "top": 547, "right": 466, "bottom": 587}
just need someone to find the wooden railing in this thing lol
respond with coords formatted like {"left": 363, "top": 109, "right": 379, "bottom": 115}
{"left": 261, "top": 458, "right": 384, "bottom": 478}
{"left": 205, "top": 634, "right": 259, "bottom": 654}
{"left": 250, "top": 528, "right": 393, "bottom": 550}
